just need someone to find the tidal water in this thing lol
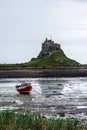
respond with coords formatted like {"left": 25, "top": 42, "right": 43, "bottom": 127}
{"left": 0, "top": 77, "right": 87, "bottom": 119}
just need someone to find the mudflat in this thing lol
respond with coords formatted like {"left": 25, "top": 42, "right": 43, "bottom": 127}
{"left": 0, "top": 68, "right": 87, "bottom": 78}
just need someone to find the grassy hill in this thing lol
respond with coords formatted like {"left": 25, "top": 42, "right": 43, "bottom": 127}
{"left": 24, "top": 39, "right": 80, "bottom": 68}
{"left": 0, "top": 52, "right": 80, "bottom": 70}
{"left": 0, "top": 38, "right": 84, "bottom": 69}
{"left": 24, "top": 52, "right": 80, "bottom": 68}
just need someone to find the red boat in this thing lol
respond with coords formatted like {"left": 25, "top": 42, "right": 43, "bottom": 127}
{"left": 16, "top": 82, "right": 32, "bottom": 94}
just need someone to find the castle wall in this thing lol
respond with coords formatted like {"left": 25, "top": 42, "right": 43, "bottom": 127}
{"left": 42, "top": 39, "right": 60, "bottom": 51}
{"left": 38, "top": 38, "right": 63, "bottom": 58}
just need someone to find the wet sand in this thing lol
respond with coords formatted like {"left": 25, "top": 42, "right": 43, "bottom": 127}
{"left": 0, "top": 68, "right": 87, "bottom": 78}
{"left": 0, "top": 69, "right": 87, "bottom": 120}
{"left": 0, "top": 100, "right": 87, "bottom": 119}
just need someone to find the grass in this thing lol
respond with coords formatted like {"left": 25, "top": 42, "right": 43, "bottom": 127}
{"left": 0, "top": 110, "right": 86, "bottom": 130}
{"left": 25, "top": 52, "right": 80, "bottom": 68}
{"left": 0, "top": 52, "right": 86, "bottom": 70}
{"left": 0, "top": 52, "right": 87, "bottom": 69}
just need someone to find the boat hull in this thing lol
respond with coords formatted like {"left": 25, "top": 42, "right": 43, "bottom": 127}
{"left": 16, "top": 86, "right": 32, "bottom": 94}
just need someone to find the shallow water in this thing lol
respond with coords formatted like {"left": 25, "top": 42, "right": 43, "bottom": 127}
{"left": 0, "top": 77, "right": 87, "bottom": 119}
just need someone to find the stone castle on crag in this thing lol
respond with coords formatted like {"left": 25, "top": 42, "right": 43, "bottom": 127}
{"left": 30, "top": 38, "right": 80, "bottom": 67}
{"left": 37, "top": 38, "right": 65, "bottom": 58}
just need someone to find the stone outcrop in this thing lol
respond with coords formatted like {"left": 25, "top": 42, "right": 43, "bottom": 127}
{"left": 30, "top": 38, "right": 80, "bottom": 67}
{"left": 37, "top": 38, "right": 65, "bottom": 58}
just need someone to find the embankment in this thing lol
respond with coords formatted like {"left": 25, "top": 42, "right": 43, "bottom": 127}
{"left": 0, "top": 68, "right": 87, "bottom": 78}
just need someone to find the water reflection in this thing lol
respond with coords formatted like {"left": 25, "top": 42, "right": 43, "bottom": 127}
{"left": 0, "top": 77, "right": 87, "bottom": 119}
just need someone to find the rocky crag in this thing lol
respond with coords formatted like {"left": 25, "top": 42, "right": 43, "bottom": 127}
{"left": 0, "top": 38, "right": 87, "bottom": 78}
{"left": 37, "top": 38, "right": 65, "bottom": 58}
{"left": 30, "top": 38, "right": 79, "bottom": 67}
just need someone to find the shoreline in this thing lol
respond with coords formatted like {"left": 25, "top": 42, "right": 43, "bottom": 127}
{"left": 0, "top": 68, "right": 87, "bottom": 78}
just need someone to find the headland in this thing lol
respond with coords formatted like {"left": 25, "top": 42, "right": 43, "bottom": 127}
{"left": 0, "top": 38, "right": 87, "bottom": 78}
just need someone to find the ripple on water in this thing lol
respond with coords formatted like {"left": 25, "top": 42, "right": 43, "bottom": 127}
{"left": 0, "top": 77, "right": 87, "bottom": 119}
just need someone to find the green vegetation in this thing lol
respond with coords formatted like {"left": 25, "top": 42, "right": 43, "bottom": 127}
{"left": 0, "top": 63, "right": 27, "bottom": 70}
{"left": 27, "top": 52, "right": 80, "bottom": 68}
{"left": 0, "top": 52, "right": 87, "bottom": 70}
{"left": 0, "top": 110, "right": 86, "bottom": 130}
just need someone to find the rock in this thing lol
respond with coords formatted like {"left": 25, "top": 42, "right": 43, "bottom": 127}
{"left": 28, "top": 38, "right": 80, "bottom": 67}
{"left": 37, "top": 38, "right": 65, "bottom": 58}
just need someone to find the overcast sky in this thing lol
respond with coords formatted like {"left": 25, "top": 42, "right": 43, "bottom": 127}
{"left": 0, "top": 0, "right": 87, "bottom": 64}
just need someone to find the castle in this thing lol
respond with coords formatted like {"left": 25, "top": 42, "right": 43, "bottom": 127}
{"left": 38, "top": 38, "right": 65, "bottom": 58}
{"left": 42, "top": 38, "right": 60, "bottom": 52}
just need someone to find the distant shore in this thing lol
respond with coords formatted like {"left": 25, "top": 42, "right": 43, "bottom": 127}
{"left": 0, "top": 68, "right": 87, "bottom": 78}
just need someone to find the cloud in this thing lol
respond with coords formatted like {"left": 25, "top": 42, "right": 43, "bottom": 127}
{"left": 54, "top": 0, "right": 87, "bottom": 41}
{"left": 58, "top": 29, "right": 87, "bottom": 41}
{"left": 0, "top": 0, "right": 87, "bottom": 63}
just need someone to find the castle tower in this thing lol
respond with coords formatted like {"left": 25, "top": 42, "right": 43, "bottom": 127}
{"left": 42, "top": 38, "right": 60, "bottom": 51}
{"left": 38, "top": 38, "right": 64, "bottom": 58}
